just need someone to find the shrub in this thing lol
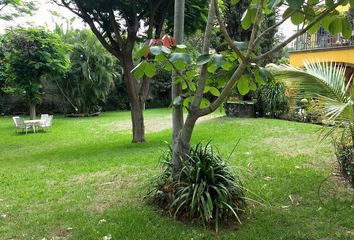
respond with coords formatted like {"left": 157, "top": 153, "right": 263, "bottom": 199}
{"left": 256, "top": 79, "right": 289, "bottom": 118}
{"left": 148, "top": 142, "right": 246, "bottom": 232}
{"left": 334, "top": 141, "right": 354, "bottom": 187}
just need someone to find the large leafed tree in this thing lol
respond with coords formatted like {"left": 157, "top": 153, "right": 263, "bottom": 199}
{"left": 56, "top": 0, "right": 208, "bottom": 143}
{"left": 136, "top": 0, "right": 352, "bottom": 175}
{"left": 1, "top": 27, "right": 70, "bottom": 119}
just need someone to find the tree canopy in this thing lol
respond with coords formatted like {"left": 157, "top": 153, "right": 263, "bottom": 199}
{"left": 55, "top": 29, "right": 116, "bottom": 114}
{"left": 1, "top": 27, "right": 70, "bottom": 119}
{"left": 0, "top": 0, "right": 36, "bottom": 20}
{"left": 56, "top": 0, "right": 210, "bottom": 143}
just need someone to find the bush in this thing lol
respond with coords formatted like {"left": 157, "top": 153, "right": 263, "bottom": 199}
{"left": 256, "top": 79, "right": 289, "bottom": 118}
{"left": 334, "top": 142, "right": 354, "bottom": 187}
{"left": 147, "top": 142, "right": 246, "bottom": 232}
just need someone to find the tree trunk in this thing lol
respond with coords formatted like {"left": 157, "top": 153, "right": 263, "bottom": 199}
{"left": 121, "top": 51, "right": 146, "bottom": 143}
{"left": 172, "top": 114, "right": 198, "bottom": 173}
{"left": 29, "top": 104, "right": 36, "bottom": 120}
{"left": 131, "top": 100, "right": 145, "bottom": 143}
{"left": 172, "top": 0, "right": 186, "bottom": 175}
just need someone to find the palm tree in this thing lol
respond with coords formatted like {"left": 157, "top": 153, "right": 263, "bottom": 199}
{"left": 56, "top": 29, "right": 117, "bottom": 114}
{"left": 272, "top": 60, "right": 354, "bottom": 147}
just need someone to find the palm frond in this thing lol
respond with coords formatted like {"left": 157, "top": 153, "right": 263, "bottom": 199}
{"left": 272, "top": 60, "right": 353, "bottom": 124}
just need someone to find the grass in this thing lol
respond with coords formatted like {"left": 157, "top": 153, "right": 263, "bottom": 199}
{"left": 0, "top": 108, "right": 353, "bottom": 240}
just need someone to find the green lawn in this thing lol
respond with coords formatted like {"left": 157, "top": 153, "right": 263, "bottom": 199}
{"left": 0, "top": 109, "right": 353, "bottom": 240}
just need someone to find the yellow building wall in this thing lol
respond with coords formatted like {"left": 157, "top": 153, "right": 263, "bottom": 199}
{"left": 289, "top": 48, "right": 354, "bottom": 67}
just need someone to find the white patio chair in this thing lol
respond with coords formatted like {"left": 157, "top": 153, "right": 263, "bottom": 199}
{"left": 39, "top": 115, "right": 53, "bottom": 132}
{"left": 12, "top": 116, "right": 31, "bottom": 134}
{"left": 40, "top": 114, "right": 49, "bottom": 121}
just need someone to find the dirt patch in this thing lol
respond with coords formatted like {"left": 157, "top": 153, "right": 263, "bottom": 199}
{"left": 106, "top": 114, "right": 219, "bottom": 133}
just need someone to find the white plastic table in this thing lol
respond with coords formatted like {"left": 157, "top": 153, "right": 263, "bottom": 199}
{"left": 24, "top": 120, "right": 42, "bottom": 133}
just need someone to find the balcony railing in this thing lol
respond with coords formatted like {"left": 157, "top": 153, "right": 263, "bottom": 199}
{"left": 292, "top": 32, "right": 354, "bottom": 51}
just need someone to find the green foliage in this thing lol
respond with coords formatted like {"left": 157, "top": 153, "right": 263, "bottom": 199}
{"left": 148, "top": 142, "right": 246, "bottom": 232}
{"left": 0, "top": 0, "right": 36, "bottom": 20}
{"left": 334, "top": 141, "right": 354, "bottom": 187}
{"left": 273, "top": 61, "right": 354, "bottom": 141}
{"left": 133, "top": 41, "right": 273, "bottom": 108}
{"left": 256, "top": 75, "right": 289, "bottom": 118}
{"left": 55, "top": 29, "right": 116, "bottom": 114}
{"left": 1, "top": 27, "right": 70, "bottom": 106}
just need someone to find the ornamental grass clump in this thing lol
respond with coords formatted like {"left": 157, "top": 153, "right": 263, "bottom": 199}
{"left": 147, "top": 142, "right": 246, "bottom": 232}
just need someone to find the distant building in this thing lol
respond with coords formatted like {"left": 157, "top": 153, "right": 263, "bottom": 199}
{"left": 289, "top": 5, "right": 354, "bottom": 79}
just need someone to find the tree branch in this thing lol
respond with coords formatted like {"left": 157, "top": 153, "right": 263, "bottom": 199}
{"left": 59, "top": 0, "right": 120, "bottom": 57}
{"left": 197, "top": 62, "right": 248, "bottom": 117}
{"left": 251, "top": 9, "right": 295, "bottom": 53}
{"left": 246, "top": 0, "right": 264, "bottom": 58}
{"left": 59, "top": 0, "right": 83, "bottom": 18}
{"left": 213, "top": 0, "right": 246, "bottom": 63}
{"left": 190, "top": 0, "right": 215, "bottom": 112}
{"left": 108, "top": 9, "right": 124, "bottom": 45}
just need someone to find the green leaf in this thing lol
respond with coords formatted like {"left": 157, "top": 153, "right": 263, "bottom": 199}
{"left": 237, "top": 76, "right": 250, "bottom": 95}
{"left": 200, "top": 98, "right": 210, "bottom": 108}
{"left": 196, "top": 54, "right": 212, "bottom": 66}
{"left": 203, "top": 86, "right": 210, "bottom": 93}
{"left": 164, "top": 63, "right": 173, "bottom": 71}
{"left": 169, "top": 53, "right": 191, "bottom": 64}
{"left": 291, "top": 11, "right": 305, "bottom": 25}
{"left": 308, "top": 0, "right": 319, "bottom": 5}
{"left": 144, "top": 63, "right": 156, "bottom": 78}
{"left": 174, "top": 60, "right": 187, "bottom": 71}
{"left": 259, "top": 67, "right": 273, "bottom": 82}
{"left": 209, "top": 87, "right": 220, "bottom": 97}
{"left": 189, "top": 82, "right": 197, "bottom": 92}
{"left": 322, "top": 15, "right": 335, "bottom": 32}
{"left": 329, "top": 17, "right": 342, "bottom": 35}
{"left": 133, "top": 62, "right": 146, "bottom": 79}
{"left": 350, "top": 0, "right": 354, "bottom": 7}
{"left": 155, "top": 53, "right": 166, "bottom": 61}
{"left": 342, "top": 18, "right": 352, "bottom": 39}
{"left": 222, "top": 61, "right": 234, "bottom": 71}
{"left": 325, "top": 0, "right": 334, "bottom": 7}
{"left": 249, "top": 81, "right": 257, "bottom": 91}
{"left": 283, "top": 7, "right": 295, "bottom": 19}
{"left": 135, "top": 46, "right": 149, "bottom": 58}
{"left": 183, "top": 96, "right": 193, "bottom": 107}
{"left": 307, "top": 21, "right": 321, "bottom": 35}
{"left": 207, "top": 64, "right": 218, "bottom": 73}
{"left": 181, "top": 81, "right": 187, "bottom": 90}
{"left": 231, "top": 0, "right": 240, "bottom": 4}
{"left": 287, "top": 0, "right": 305, "bottom": 9}
{"left": 241, "top": 9, "right": 252, "bottom": 30}
{"left": 254, "top": 69, "right": 265, "bottom": 84}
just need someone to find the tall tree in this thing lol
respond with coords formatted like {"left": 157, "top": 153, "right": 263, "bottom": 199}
{"left": 135, "top": 0, "right": 350, "bottom": 175}
{"left": 56, "top": 0, "right": 209, "bottom": 143}
{"left": 55, "top": 29, "right": 116, "bottom": 114}
{"left": 1, "top": 27, "right": 70, "bottom": 119}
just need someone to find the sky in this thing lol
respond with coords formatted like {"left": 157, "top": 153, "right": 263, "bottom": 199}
{"left": 0, "top": 0, "right": 297, "bottom": 38}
